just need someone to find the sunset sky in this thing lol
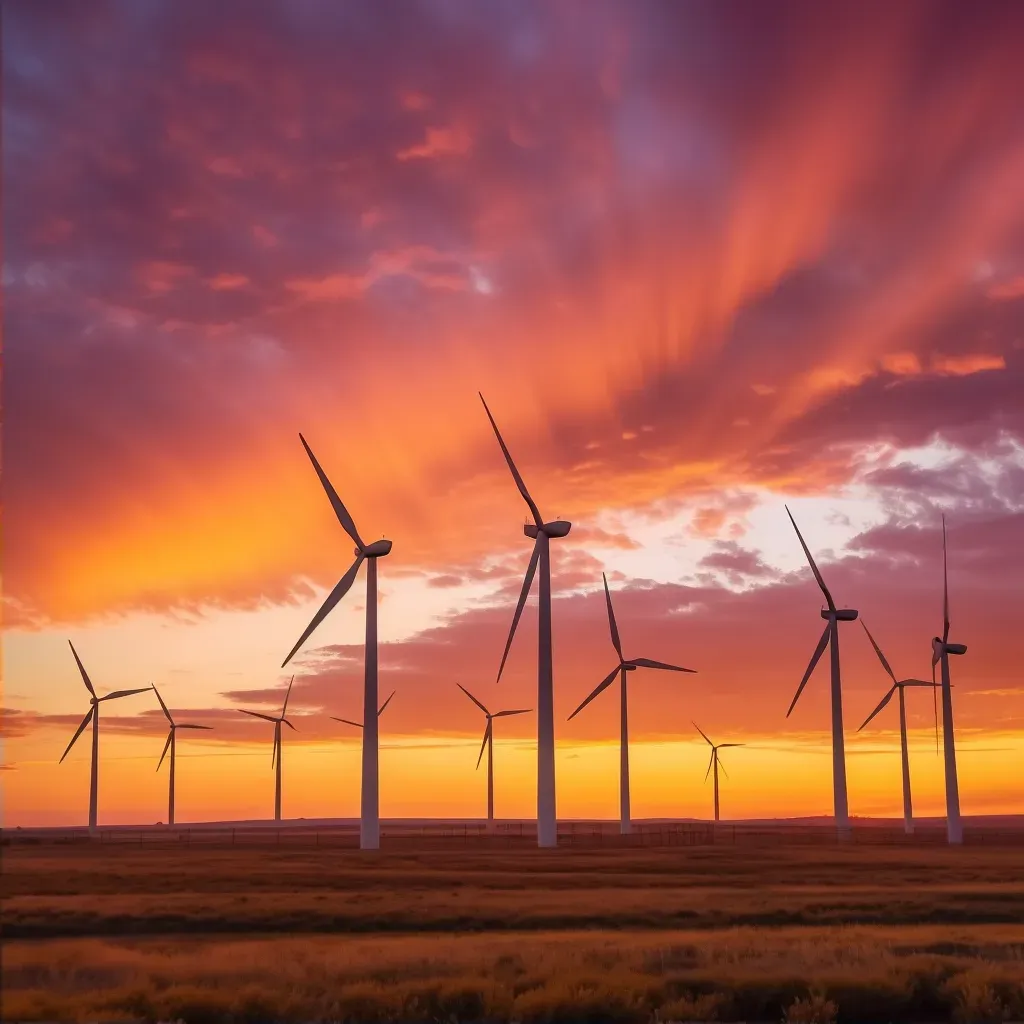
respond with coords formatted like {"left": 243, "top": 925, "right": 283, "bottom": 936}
{"left": 4, "top": 0, "right": 1024, "bottom": 827}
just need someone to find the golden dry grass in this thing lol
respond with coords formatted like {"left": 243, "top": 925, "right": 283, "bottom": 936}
{"left": 4, "top": 840, "right": 1024, "bottom": 1021}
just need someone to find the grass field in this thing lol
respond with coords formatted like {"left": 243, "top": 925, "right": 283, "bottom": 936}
{"left": 4, "top": 838, "right": 1024, "bottom": 1022}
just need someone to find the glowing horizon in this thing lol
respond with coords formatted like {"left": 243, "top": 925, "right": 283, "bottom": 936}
{"left": 4, "top": 0, "right": 1023, "bottom": 827}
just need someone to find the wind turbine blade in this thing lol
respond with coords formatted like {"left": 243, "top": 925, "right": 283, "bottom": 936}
{"left": 567, "top": 665, "right": 620, "bottom": 720}
{"left": 628, "top": 657, "right": 695, "bottom": 673}
{"left": 719, "top": 743, "right": 745, "bottom": 748}
{"left": 493, "top": 708, "right": 531, "bottom": 717}
{"left": 858, "top": 685, "right": 897, "bottom": 731}
{"left": 59, "top": 707, "right": 94, "bottom": 763}
{"left": 496, "top": 540, "right": 540, "bottom": 683}
{"left": 718, "top": 756, "right": 730, "bottom": 781}
{"left": 377, "top": 691, "right": 395, "bottom": 716}
{"left": 157, "top": 730, "right": 173, "bottom": 771}
{"left": 476, "top": 720, "right": 492, "bottom": 770}
{"left": 282, "top": 555, "right": 364, "bottom": 667}
{"left": 942, "top": 514, "right": 950, "bottom": 642}
{"left": 282, "top": 718, "right": 297, "bottom": 731}
{"left": 860, "top": 620, "right": 897, "bottom": 683}
{"left": 602, "top": 573, "right": 623, "bottom": 660}
{"left": 785, "top": 505, "right": 836, "bottom": 612}
{"left": 478, "top": 393, "right": 543, "bottom": 526}
{"left": 239, "top": 709, "right": 278, "bottom": 723}
{"left": 692, "top": 721, "right": 714, "bottom": 748}
{"left": 176, "top": 724, "right": 213, "bottom": 730}
{"left": 100, "top": 687, "right": 152, "bottom": 701}
{"left": 704, "top": 750, "right": 715, "bottom": 782}
{"left": 68, "top": 640, "right": 96, "bottom": 697}
{"left": 152, "top": 685, "right": 174, "bottom": 725}
{"left": 899, "top": 679, "right": 939, "bottom": 687}
{"left": 299, "top": 433, "right": 365, "bottom": 549}
{"left": 271, "top": 727, "right": 279, "bottom": 769}
{"left": 932, "top": 659, "right": 939, "bottom": 755}
{"left": 331, "top": 717, "right": 363, "bottom": 728}
{"left": 787, "top": 622, "right": 831, "bottom": 718}
{"left": 281, "top": 675, "right": 295, "bottom": 718}
{"left": 457, "top": 683, "right": 490, "bottom": 717}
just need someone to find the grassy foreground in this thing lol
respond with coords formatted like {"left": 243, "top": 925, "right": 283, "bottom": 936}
{"left": 4, "top": 840, "right": 1024, "bottom": 1022}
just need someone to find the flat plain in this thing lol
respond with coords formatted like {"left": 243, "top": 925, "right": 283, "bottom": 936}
{"left": 4, "top": 829, "right": 1024, "bottom": 1022}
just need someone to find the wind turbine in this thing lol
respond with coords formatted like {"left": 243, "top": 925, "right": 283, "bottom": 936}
{"left": 153, "top": 686, "right": 212, "bottom": 827}
{"left": 692, "top": 722, "right": 743, "bottom": 822}
{"left": 58, "top": 641, "right": 151, "bottom": 834}
{"left": 932, "top": 514, "right": 966, "bottom": 845}
{"left": 457, "top": 683, "right": 531, "bottom": 826}
{"left": 239, "top": 676, "right": 296, "bottom": 823}
{"left": 858, "top": 621, "right": 938, "bottom": 835}
{"left": 281, "top": 432, "right": 392, "bottom": 851}
{"left": 331, "top": 690, "right": 395, "bottom": 729}
{"left": 479, "top": 392, "right": 570, "bottom": 848}
{"left": 785, "top": 506, "right": 857, "bottom": 834}
{"left": 568, "top": 573, "right": 695, "bottom": 834}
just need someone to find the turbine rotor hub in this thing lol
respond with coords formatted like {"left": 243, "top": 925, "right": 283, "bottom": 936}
{"left": 523, "top": 520, "right": 572, "bottom": 539}
{"left": 821, "top": 608, "right": 858, "bottom": 621}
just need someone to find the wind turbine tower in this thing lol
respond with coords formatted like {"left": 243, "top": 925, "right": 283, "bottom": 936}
{"left": 568, "top": 573, "right": 694, "bottom": 834}
{"left": 282, "top": 433, "right": 392, "bottom": 850}
{"left": 479, "top": 393, "right": 570, "bottom": 848}
{"left": 239, "top": 676, "right": 296, "bottom": 822}
{"left": 932, "top": 515, "right": 967, "bottom": 845}
{"left": 153, "top": 685, "right": 212, "bottom": 826}
{"left": 58, "top": 641, "right": 151, "bottom": 834}
{"left": 784, "top": 507, "right": 857, "bottom": 835}
{"left": 858, "top": 621, "right": 939, "bottom": 835}
{"left": 457, "top": 683, "right": 531, "bottom": 825}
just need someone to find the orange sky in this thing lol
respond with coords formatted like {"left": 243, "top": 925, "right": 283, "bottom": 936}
{"left": 3, "top": 0, "right": 1023, "bottom": 826}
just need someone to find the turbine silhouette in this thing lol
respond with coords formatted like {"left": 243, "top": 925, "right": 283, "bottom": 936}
{"left": 153, "top": 686, "right": 212, "bottom": 826}
{"left": 568, "top": 573, "right": 694, "bottom": 834}
{"left": 480, "top": 393, "right": 570, "bottom": 848}
{"left": 282, "top": 433, "right": 392, "bottom": 850}
{"left": 58, "top": 641, "right": 151, "bottom": 834}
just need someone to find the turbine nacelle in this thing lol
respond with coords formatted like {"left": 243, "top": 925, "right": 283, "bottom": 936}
{"left": 622, "top": 662, "right": 638, "bottom": 672}
{"left": 821, "top": 608, "right": 858, "bottom": 621}
{"left": 934, "top": 637, "right": 967, "bottom": 656}
{"left": 524, "top": 521, "right": 572, "bottom": 539}
{"left": 361, "top": 539, "right": 393, "bottom": 558}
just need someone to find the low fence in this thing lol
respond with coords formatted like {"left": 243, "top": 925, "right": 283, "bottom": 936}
{"left": 5, "top": 819, "right": 1023, "bottom": 848}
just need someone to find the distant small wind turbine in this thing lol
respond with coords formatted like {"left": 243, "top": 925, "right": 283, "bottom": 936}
{"left": 153, "top": 686, "right": 212, "bottom": 827}
{"left": 332, "top": 690, "right": 395, "bottom": 729}
{"left": 58, "top": 641, "right": 151, "bottom": 834}
{"left": 932, "top": 515, "right": 967, "bottom": 845}
{"left": 568, "top": 573, "right": 695, "bottom": 834}
{"left": 785, "top": 507, "right": 857, "bottom": 834}
{"left": 282, "top": 432, "right": 392, "bottom": 850}
{"left": 480, "top": 393, "right": 570, "bottom": 849}
{"left": 239, "top": 676, "right": 296, "bottom": 822}
{"left": 857, "top": 621, "right": 938, "bottom": 835}
{"left": 692, "top": 722, "right": 744, "bottom": 822}
{"left": 457, "top": 683, "right": 531, "bottom": 825}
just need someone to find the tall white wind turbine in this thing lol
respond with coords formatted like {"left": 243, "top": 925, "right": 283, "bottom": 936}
{"left": 281, "top": 432, "right": 392, "bottom": 850}
{"left": 785, "top": 507, "right": 857, "bottom": 834}
{"left": 857, "top": 621, "right": 938, "bottom": 835}
{"left": 932, "top": 515, "right": 967, "bottom": 845}
{"left": 692, "top": 722, "right": 744, "bottom": 822}
{"left": 153, "top": 686, "right": 212, "bottom": 827}
{"left": 479, "top": 393, "right": 570, "bottom": 848}
{"left": 58, "top": 641, "right": 151, "bottom": 834}
{"left": 457, "top": 683, "right": 531, "bottom": 826}
{"left": 568, "top": 573, "right": 695, "bottom": 834}
{"left": 239, "top": 676, "right": 296, "bottom": 823}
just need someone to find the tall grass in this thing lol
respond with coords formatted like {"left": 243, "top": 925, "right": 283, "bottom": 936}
{"left": 5, "top": 926, "right": 1024, "bottom": 1022}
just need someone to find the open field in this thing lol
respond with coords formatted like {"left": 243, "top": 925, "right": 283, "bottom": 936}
{"left": 4, "top": 836, "right": 1024, "bottom": 1022}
